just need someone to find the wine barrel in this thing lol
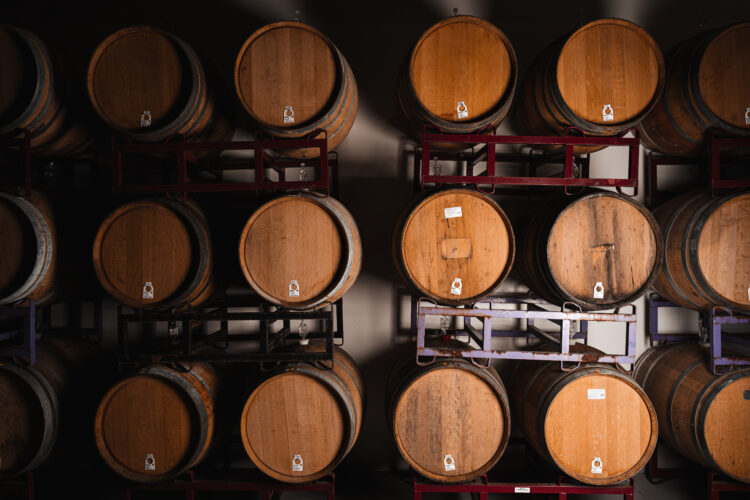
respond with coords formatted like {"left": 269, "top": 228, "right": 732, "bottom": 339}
{"left": 0, "top": 338, "right": 101, "bottom": 479}
{"left": 516, "top": 189, "right": 662, "bottom": 310}
{"left": 234, "top": 21, "right": 358, "bottom": 159}
{"left": 386, "top": 346, "right": 511, "bottom": 483}
{"left": 516, "top": 19, "right": 664, "bottom": 152}
{"left": 240, "top": 343, "right": 364, "bottom": 483}
{"left": 634, "top": 343, "right": 750, "bottom": 483}
{"left": 0, "top": 25, "right": 90, "bottom": 155}
{"left": 92, "top": 198, "right": 215, "bottom": 310}
{"left": 653, "top": 191, "right": 750, "bottom": 315}
{"left": 238, "top": 194, "right": 361, "bottom": 309}
{"left": 396, "top": 15, "right": 517, "bottom": 144}
{"left": 88, "top": 26, "right": 231, "bottom": 144}
{"left": 393, "top": 188, "right": 514, "bottom": 305}
{"left": 95, "top": 362, "right": 220, "bottom": 482}
{"left": 639, "top": 23, "right": 750, "bottom": 156}
{"left": 0, "top": 192, "right": 57, "bottom": 306}
{"left": 509, "top": 346, "right": 658, "bottom": 485}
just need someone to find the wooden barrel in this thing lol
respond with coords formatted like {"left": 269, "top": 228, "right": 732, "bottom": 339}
{"left": 95, "top": 362, "right": 219, "bottom": 482}
{"left": 88, "top": 26, "right": 231, "bottom": 144}
{"left": 240, "top": 343, "right": 364, "bottom": 483}
{"left": 239, "top": 194, "right": 361, "bottom": 309}
{"left": 509, "top": 346, "right": 658, "bottom": 485}
{"left": 234, "top": 21, "right": 358, "bottom": 159}
{"left": 385, "top": 346, "right": 511, "bottom": 483}
{"left": 639, "top": 23, "right": 750, "bottom": 156}
{"left": 516, "top": 189, "right": 662, "bottom": 310}
{"left": 396, "top": 15, "right": 517, "bottom": 144}
{"left": 653, "top": 191, "right": 750, "bottom": 315}
{"left": 393, "top": 188, "right": 514, "bottom": 305}
{"left": 516, "top": 19, "right": 664, "bottom": 152}
{"left": 634, "top": 343, "right": 750, "bottom": 483}
{"left": 92, "top": 198, "right": 215, "bottom": 310}
{"left": 0, "top": 24, "right": 90, "bottom": 155}
{"left": 0, "top": 192, "right": 57, "bottom": 306}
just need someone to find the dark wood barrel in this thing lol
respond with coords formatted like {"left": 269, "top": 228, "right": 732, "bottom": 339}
{"left": 92, "top": 198, "right": 215, "bottom": 310}
{"left": 239, "top": 194, "right": 361, "bottom": 310}
{"left": 0, "top": 192, "right": 57, "bottom": 306}
{"left": 94, "top": 362, "right": 220, "bottom": 482}
{"left": 639, "top": 23, "right": 750, "bottom": 156}
{"left": 0, "top": 24, "right": 90, "bottom": 155}
{"left": 393, "top": 188, "right": 514, "bottom": 305}
{"left": 396, "top": 15, "right": 517, "bottom": 145}
{"left": 386, "top": 345, "right": 511, "bottom": 483}
{"left": 516, "top": 18, "right": 664, "bottom": 152}
{"left": 634, "top": 343, "right": 750, "bottom": 483}
{"left": 509, "top": 345, "right": 658, "bottom": 485}
{"left": 516, "top": 189, "right": 662, "bottom": 310}
{"left": 653, "top": 191, "right": 750, "bottom": 315}
{"left": 240, "top": 343, "right": 364, "bottom": 483}
{"left": 234, "top": 21, "right": 358, "bottom": 159}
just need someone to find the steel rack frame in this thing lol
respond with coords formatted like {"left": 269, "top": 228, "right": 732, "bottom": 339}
{"left": 0, "top": 471, "right": 35, "bottom": 500}
{"left": 0, "top": 128, "right": 32, "bottom": 197}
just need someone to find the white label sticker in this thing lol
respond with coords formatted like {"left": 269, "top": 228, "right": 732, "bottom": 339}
{"left": 451, "top": 278, "right": 462, "bottom": 296}
{"left": 745, "top": 107, "right": 750, "bottom": 125}
{"left": 444, "top": 454, "right": 456, "bottom": 471}
{"left": 602, "top": 104, "right": 613, "bottom": 121}
{"left": 145, "top": 453, "right": 155, "bottom": 471}
{"left": 444, "top": 206, "right": 462, "bottom": 219}
{"left": 514, "top": 487, "right": 531, "bottom": 493}
{"left": 140, "top": 110, "right": 152, "bottom": 127}
{"left": 292, "top": 454, "right": 303, "bottom": 471}
{"left": 457, "top": 101, "right": 468, "bottom": 119}
{"left": 593, "top": 282, "right": 604, "bottom": 299}
{"left": 284, "top": 105, "right": 295, "bottom": 124}
{"left": 143, "top": 282, "right": 154, "bottom": 299}
{"left": 289, "top": 280, "right": 300, "bottom": 297}
{"left": 591, "top": 457, "right": 603, "bottom": 474}
{"left": 588, "top": 388, "right": 606, "bottom": 400}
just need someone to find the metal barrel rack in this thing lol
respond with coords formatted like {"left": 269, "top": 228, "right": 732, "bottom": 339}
{"left": 0, "top": 471, "right": 35, "bottom": 500}
{"left": 0, "top": 128, "right": 32, "bottom": 196}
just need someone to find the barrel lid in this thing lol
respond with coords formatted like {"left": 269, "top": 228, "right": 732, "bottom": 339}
{"left": 235, "top": 22, "right": 338, "bottom": 128}
{"left": 87, "top": 26, "right": 190, "bottom": 132}
{"left": 0, "top": 368, "right": 44, "bottom": 474}
{"left": 0, "top": 26, "right": 36, "bottom": 127}
{"left": 556, "top": 19, "right": 663, "bottom": 125}
{"left": 410, "top": 16, "right": 515, "bottom": 123}
{"left": 543, "top": 372, "right": 656, "bottom": 484}
{"left": 241, "top": 372, "right": 345, "bottom": 480}
{"left": 0, "top": 197, "right": 35, "bottom": 297}
{"left": 698, "top": 23, "right": 750, "bottom": 130}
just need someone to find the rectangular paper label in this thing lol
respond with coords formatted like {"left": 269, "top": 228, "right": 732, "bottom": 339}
{"left": 444, "top": 207, "right": 462, "bottom": 219}
{"left": 588, "top": 389, "right": 606, "bottom": 400}
{"left": 514, "top": 487, "right": 531, "bottom": 493}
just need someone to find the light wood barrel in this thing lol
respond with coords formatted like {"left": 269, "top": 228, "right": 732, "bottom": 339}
{"left": 240, "top": 343, "right": 364, "bottom": 483}
{"left": 235, "top": 21, "right": 358, "bottom": 159}
{"left": 516, "top": 19, "right": 664, "bottom": 152}
{"left": 95, "top": 362, "right": 219, "bottom": 482}
{"left": 639, "top": 23, "right": 750, "bottom": 156}
{"left": 393, "top": 189, "right": 514, "bottom": 305}
{"left": 653, "top": 191, "right": 750, "bottom": 315}
{"left": 0, "top": 192, "right": 57, "bottom": 306}
{"left": 396, "top": 15, "right": 517, "bottom": 143}
{"left": 386, "top": 347, "right": 511, "bottom": 483}
{"left": 93, "top": 198, "right": 215, "bottom": 310}
{"left": 239, "top": 194, "right": 361, "bottom": 309}
{"left": 509, "top": 346, "right": 658, "bottom": 485}
{"left": 634, "top": 344, "right": 750, "bottom": 483}
{"left": 0, "top": 25, "right": 90, "bottom": 155}
{"left": 516, "top": 189, "right": 662, "bottom": 310}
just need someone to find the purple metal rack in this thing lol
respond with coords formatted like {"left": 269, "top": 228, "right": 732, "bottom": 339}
{"left": 0, "top": 300, "right": 37, "bottom": 364}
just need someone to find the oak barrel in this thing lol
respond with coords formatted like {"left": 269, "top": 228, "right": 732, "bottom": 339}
{"left": 0, "top": 192, "right": 57, "bottom": 306}
{"left": 639, "top": 23, "right": 750, "bottom": 156}
{"left": 516, "top": 19, "right": 664, "bottom": 152}
{"left": 240, "top": 343, "right": 364, "bottom": 483}
{"left": 239, "top": 194, "right": 361, "bottom": 309}
{"left": 393, "top": 188, "right": 514, "bottom": 305}
{"left": 516, "top": 189, "right": 662, "bottom": 310}
{"left": 509, "top": 346, "right": 658, "bottom": 485}
{"left": 95, "top": 362, "right": 220, "bottom": 482}
{"left": 92, "top": 198, "right": 215, "bottom": 310}
{"left": 652, "top": 191, "right": 750, "bottom": 315}
{"left": 396, "top": 16, "right": 517, "bottom": 143}
{"left": 0, "top": 25, "right": 90, "bottom": 155}
{"left": 234, "top": 21, "right": 358, "bottom": 159}
{"left": 634, "top": 344, "right": 750, "bottom": 483}
{"left": 386, "top": 346, "right": 511, "bottom": 483}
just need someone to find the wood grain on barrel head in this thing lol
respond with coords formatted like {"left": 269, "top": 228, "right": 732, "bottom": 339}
{"left": 394, "top": 367, "right": 504, "bottom": 480}
{"left": 703, "top": 375, "right": 750, "bottom": 480}
{"left": 410, "top": 16, "right": 513, "bottom": 122}
{"left": 698, "top": 23, "right": 750, "bottom": 129}
{"left": 0, "top": 198, "right": 29, "bottom": 294}
{"left": 0, "top": 371, "right": 43, "bottom": 473}
{"left": 544, "top": 374, "right": 654, "bottom": 483}
{"left": 557, "top": 19, "right": 661, "bottom": 125}
{"left": 547, "top": 194, "right": 657, "bottom": 303}
{"left": 0, "top": 27, "right": 30, "bottom": 122}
